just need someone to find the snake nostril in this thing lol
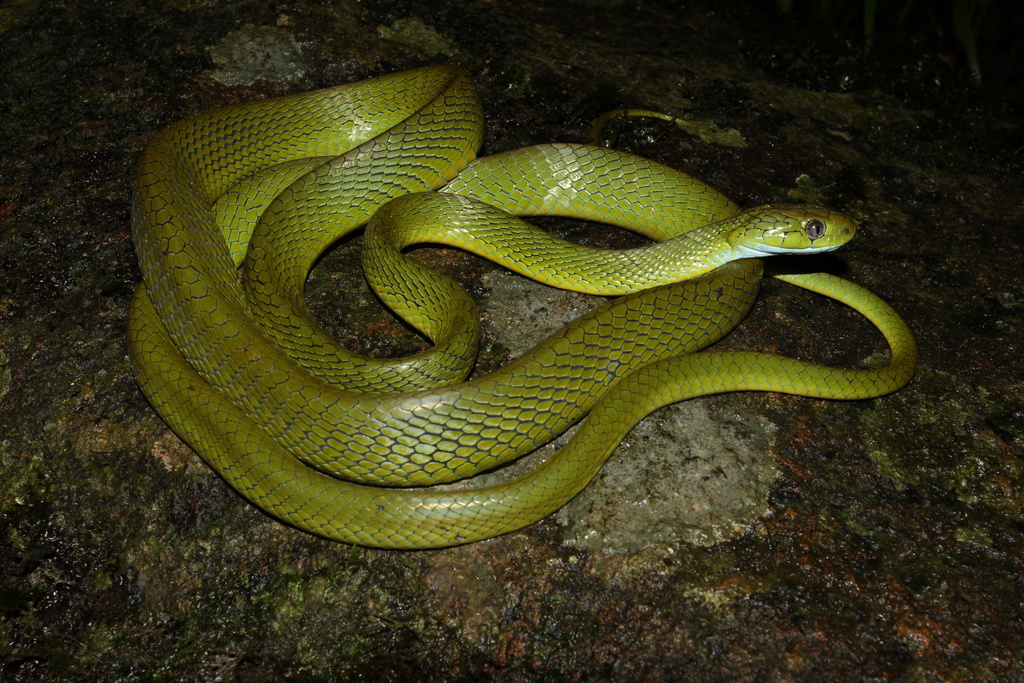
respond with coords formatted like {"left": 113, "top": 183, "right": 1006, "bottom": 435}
{"left": 805, "top": 219, "right": 826, "bottom": 240}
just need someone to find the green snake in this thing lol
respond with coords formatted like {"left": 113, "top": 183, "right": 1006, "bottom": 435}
{"left": 128, "top": 66, "right": 917, "bottom": 548}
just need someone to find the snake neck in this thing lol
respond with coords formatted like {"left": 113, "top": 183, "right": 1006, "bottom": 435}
{"left": 621, "top": 214, "right": 758, "bottom": 290}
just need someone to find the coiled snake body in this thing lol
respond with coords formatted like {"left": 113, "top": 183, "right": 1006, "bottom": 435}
{"left": 128, "top": 66, "right": 916, "bottom": 548}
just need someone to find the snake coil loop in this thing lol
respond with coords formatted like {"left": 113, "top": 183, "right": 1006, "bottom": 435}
{"left": 129, "top": 66, "right": 916, "bottom": 548}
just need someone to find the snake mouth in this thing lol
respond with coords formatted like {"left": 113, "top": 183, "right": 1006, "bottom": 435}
{"left": 741, "top": 242, "right": 848, "bottom": 256}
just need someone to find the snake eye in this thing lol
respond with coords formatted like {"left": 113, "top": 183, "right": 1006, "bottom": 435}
{"left": 805, "top": 218, "right": 826, "bottom": 241}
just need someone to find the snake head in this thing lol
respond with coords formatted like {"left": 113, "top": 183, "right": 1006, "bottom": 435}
{"left": 725, "top": 204, "right": 856, "bottom": 257}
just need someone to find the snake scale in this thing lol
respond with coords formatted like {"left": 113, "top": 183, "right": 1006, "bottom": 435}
{"left": 128, "top": 66, "right": 917, "bottom": 548}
